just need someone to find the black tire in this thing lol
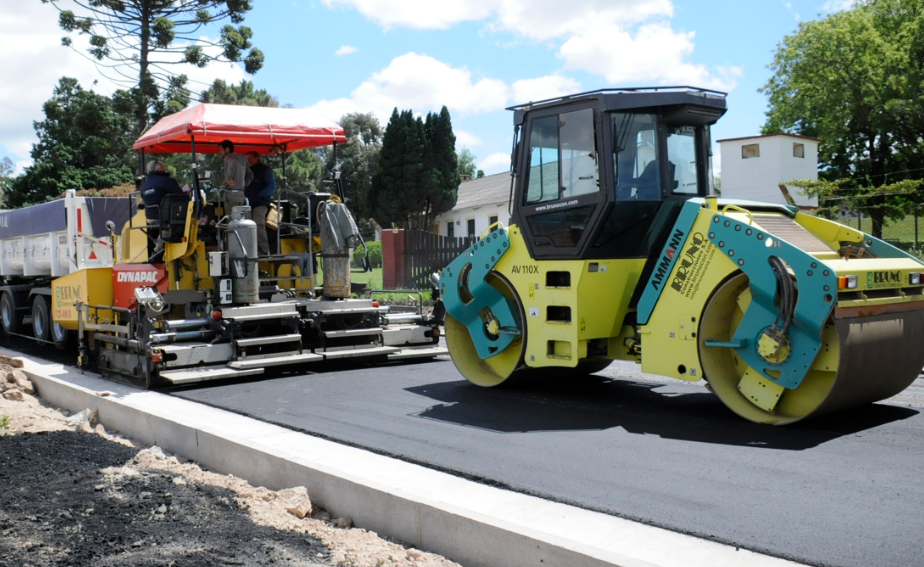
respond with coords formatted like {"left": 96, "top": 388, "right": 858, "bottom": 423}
{"left": 1, "top": 291, "right": 21, "bottom": 335}
{"left": 51, "top": 320, "right": 73, "bottom": 350}
{"left": 32, "top": 296, "right": 50, "bottom": 342}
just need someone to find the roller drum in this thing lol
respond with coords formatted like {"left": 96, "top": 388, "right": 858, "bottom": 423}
{"left": 699, "top": 274, "right": 924, "bottom": 424}
{"left": 817, "top": 312, "right": 924, "bottom": 416}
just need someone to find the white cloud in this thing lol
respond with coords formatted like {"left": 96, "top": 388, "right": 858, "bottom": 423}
{"left": 308, "top": 53, "right": 510, "bottom": 123}
{"left": 322, "top": 0, "right": 672, "bottom": 41}
{"left": 510, "top": 74, "right": 581, "bottom": 105}
{"left": 321, "top": 1, "right": 732, "bottom": 91}
{"left": 455, "top": 130, "right": 484, "bottom": 148}
{"left": 321, "top": 0, "right": 494, "bottom": 30}
{"left": 1, "top": 1, "right": 247, "bottom": 167}
{"left": 335, "top": 45, "right": 358, "bottom": 56}
{"left": 823, "top": 0, "right": 855, "bottom": 11}
{"left": 558, "top": 22, "right": 741, "bottom": 91}
{"left": 479, "top": 152, "right": 511, "bottom": 173}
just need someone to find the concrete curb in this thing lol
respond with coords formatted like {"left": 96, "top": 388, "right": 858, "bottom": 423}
{"left": 7, "top": 348, "right": 804, "bottom": 567}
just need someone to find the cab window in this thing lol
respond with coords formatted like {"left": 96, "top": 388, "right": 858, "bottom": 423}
{"left": 525, "top": 109, "right": 598, "bottom": 204}
{"left": 612, "top": 113, "right": 661, "bottom": 200}
{"left": 666, "top": 126, "right": 698, "bottom": 195}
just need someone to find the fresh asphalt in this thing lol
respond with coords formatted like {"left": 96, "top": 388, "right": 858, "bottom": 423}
{"left": 168, "top": 353, "right": 924, "bottom": 567}
{"left": 7, "top": 333, "right": 919, "bottom": 567}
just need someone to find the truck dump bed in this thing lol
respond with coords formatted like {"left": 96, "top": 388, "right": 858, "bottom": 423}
{"left": 0, "top": 191, "right": 135, "bottom": 279}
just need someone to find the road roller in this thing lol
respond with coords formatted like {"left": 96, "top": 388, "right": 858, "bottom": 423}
{"left": 440, "top": 87, "right": 924, "bottom": 424}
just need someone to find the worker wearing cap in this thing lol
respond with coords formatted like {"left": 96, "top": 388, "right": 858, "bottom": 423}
{"left": 244, "top": 151, "right": 276, "bottom": 256}
{"left": 218, "top": 140, "right": 253, "bottom": 217}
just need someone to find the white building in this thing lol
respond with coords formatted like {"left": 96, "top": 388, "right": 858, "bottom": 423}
{"left": 434, "top": 173, "right": 510, "bottom": 238}
{"left": 717, "top": 133, "right": 820, "bottom": 208}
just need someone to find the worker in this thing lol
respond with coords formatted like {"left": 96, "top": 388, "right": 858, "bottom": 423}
{"left": 218, "top": 140, "right": 253, "bottom": 217}
{"left": 140, "top": 160, "right": 184, "bottom": 261}
{"left": 244, "top": 151, "right": 276, "bottom": 256}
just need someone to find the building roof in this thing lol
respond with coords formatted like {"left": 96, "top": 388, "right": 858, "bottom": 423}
{"left": 452, "top": 172, "right": 511, "bottom": 211}
{"left": 716, "top": 133, "right": 821, "bottom": 144}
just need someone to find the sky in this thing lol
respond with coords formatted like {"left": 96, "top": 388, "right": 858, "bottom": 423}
{"left": 1, "top": 0, "right": 856, "bottom": 177}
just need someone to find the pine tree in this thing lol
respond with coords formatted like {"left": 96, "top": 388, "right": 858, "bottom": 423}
{"left": 371, "top": 106, "right": 459, "bottom": 230}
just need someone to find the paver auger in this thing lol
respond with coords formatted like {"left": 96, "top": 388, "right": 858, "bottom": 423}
{"left": 441, "top": 87, "right": 924, "bottom": 424}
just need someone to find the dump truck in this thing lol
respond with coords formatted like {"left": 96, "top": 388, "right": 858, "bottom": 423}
{"left": 4, "top": 103, "right": 444, "bottom": 387}
{"left": 441, "top": 87, "right": 924, "bottom": 424}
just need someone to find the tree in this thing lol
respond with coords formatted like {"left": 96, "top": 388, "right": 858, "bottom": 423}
{"left": 761, "top": 0, "right": 924, "bottom": 237}
{"left": 458, "top": 148, "right": 477, "bottom": 179}
{"left": 45, "top": 0, "right": 264, "bottom": 139}
{"left": 201, "top": 79, "right": 277, "bottom": 107}
{"left": 0, "top": 157, "right": 14, "bottom": 206}
{"left": 327, "top": 113, "right": 383, "bottom": 219}
{"left": 7, "top": 78, "right": 134, "bottom": 207}
{"left": 371, "top": 107, "right": 459, "bottom": 230}
{"left": 422, "top": 106, "right": 460, "bottom": 220}
{"left": 371, "top": 109, "right": 427, "bottom": 229}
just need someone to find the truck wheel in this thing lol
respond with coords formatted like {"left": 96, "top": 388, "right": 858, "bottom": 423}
{"left": 1, "top": 291, "right": 21, "bottom": 335}
{"left": 32, "top": 296, "right": 51, "bottom": 342}
{"left": 51, "top": 321, "right": 72, "bottom": 350}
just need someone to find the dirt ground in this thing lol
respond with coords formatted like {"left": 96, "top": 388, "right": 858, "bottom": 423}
{"left": 0, "top": 367, "right": 461, "bottom": 567}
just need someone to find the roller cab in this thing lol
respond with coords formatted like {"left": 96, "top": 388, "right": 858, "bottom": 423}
{"left": 441, "top": 87, "right": 924, "bottom": 424}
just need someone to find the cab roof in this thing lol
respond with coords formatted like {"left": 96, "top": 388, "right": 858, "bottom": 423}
{"left": 508, "top": 86, "right": 727, "bottom": 125}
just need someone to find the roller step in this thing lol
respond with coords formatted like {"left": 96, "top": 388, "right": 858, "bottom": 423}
{"left": 388, "top": 346, "right": 448, "bottom": 360}
{"left": 318, "top": 345, "right": 399, "bottom": 360}
{"left": 159, "top": 366, "right": 264, "bottom": 385}
{"left": 228, "top": 352, "right": 322, "bottom": 370}
{"left": 322, "top": 328, "right": 383, "bottom": 338}
{"left": 235, "top": 334, "right": 302, "bottom": 347}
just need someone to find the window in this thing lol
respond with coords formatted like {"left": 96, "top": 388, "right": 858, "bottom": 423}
{"left": 526, "top": 116, "right": 560, "bottom": 204}
{"left": 467, "top": 218, "right": 476, "bottom": 238}
{"left": 612, "top": 113, "right": 661, "bottom": 200}
{"left": 446, "top": 222, "right": 454, "bottom": 238}
{"left": 526, "top": 108, "right": 599, "bottom": 204}
{"left": 488, "top": 215, "right": 498, "bottom": 226}
{"left": 741, "top": 144, "right": 760, "bottom": 159}
{"left": 793, "top": 143, "right": 804, "bottom": 158}
{"left": 666, "top": 126, "right": 698, "bottom": 195}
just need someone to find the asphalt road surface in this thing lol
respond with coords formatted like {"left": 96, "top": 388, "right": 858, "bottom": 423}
{"left": 168, "top": 353, "right": 924, "bottom": 567}
{"left": 6, "top": 333, "right": 920, "bottom": 567}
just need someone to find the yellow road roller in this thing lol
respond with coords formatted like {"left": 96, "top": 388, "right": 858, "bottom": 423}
{"left": 441, "top": 87, "right": 924, "bottom": 424}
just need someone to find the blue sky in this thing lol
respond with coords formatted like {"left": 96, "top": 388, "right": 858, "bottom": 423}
{"left": 1, "top": 0, "right": 854, "bottom": 176}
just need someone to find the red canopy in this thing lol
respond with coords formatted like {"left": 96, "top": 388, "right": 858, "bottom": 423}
{"left": 133, "top": 103, "right": 346, "bottom": 155}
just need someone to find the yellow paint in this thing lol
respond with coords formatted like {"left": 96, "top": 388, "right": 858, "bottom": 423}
{"left": 164, "top": 205, "right": 198, "bottom": 262}
{"left": 641, "top": 211, "right": 738, "bottom": 381}
{"left": 264, "top": 237, "right": 314, "bottom": 293}
{"left": 51, "top": 268, "right": 114, "bottom": 330}
{"left": 494, "top": 226, "right": 645, "bottom": 369}
{"left": 757, "top": 332, "right": 790, "bottom": 363}
{"left": 737, "top": 368, "right": 785, "bottom": 412}
{"left": 120, "top": 208, "right": 150, "bottom": 264}
{"left": 794, "top": 213, "right": 864, "bottom": 249}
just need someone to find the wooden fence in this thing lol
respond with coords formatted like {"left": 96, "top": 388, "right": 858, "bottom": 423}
{"left": 403, "top": 229, "right": 474, "bottom": 289}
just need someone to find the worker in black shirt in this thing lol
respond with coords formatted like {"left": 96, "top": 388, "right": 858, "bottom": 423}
{"left": 244, "top": 151, "right": 276, "bottom": 256}
{"left": 140, "top": 160, "right": 184, "bottom": 261}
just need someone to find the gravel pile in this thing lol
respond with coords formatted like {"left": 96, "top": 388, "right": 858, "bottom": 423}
{"left": 0, "top": 368, "right": 460, "bottom": 567}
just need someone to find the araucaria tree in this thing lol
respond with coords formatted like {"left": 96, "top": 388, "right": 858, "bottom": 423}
{"left": 762, "top": 0, "right": 924, "bottom": 237}
{"left": 45, "top": 0, "right": 264, "bottom": 138}
{"left": 371, "top": 107, "right": 459, "bottom": 230}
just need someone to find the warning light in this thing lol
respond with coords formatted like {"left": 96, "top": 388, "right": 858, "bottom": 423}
{"left": 372, "top": 301, "right": 380, "bottom": 308}
{"left": 211, "top": 310, "right": 222, "bottom": 321}
{"left": 837, "top": 275, "right": 859, "bottom": 290}
{"left": 151, "top": 351, "right": 164, "bottom": 363}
